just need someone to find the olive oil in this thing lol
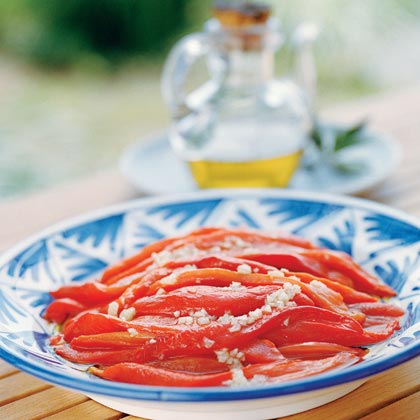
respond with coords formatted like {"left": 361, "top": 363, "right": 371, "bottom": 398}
{"left": 188, "top": 150, "right": 302, "bottom": 188}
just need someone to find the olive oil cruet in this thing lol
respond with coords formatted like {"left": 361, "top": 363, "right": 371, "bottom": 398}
{"left": 162, "top": 1, "right": 315, "bottom": 188}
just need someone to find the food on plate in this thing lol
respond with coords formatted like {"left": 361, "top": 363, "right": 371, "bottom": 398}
{"left": 44, "top": 227, "right": 403, "bottom": 387}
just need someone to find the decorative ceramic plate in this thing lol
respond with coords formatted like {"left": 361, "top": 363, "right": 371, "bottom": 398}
{"left": 0, "top": 190, "right": 419, "bottom": 420}
{"left": 119, "top": 132, "right": 401, "bottom": 195}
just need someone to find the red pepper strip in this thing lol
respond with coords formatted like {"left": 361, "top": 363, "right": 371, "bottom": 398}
{"left": 111, "top": 256, "right": 278, "bottom": 310}
{"left": 293, "top": 293, "right": 315, "bottom": 306}
{"left": 284, "top": 272, "right": 377, "bottom": 304}
{"left": 57, "top": 307, "right": 386, "bottom": 366}
{"left": 105, "top": 243, "right": 296, "bottom": 288}
{"left": 99, "top": 229, "right": 206, "bottom": 283}
{"left": 303, "top": 279, "right": 365, "bottom": 324}
{"left": 348, "top": 303, "right": 403, "bottom": 332}
{"left": 240, "top": 339, "right": 285, "bottom": 364}
{"left": 102, "top": 227, "right": 314, "bottom": 285}
{"left": 147, "top": 267, "right": 234, "bottom": 294}
{"left": 264, "top": 307, "right": 400, "bottom": 347}
{"left": 111, "top": 267, "right": 175, "bottom": 312}
{"left": 89, "top": 352, "right": 358, "bottom": 387}
{"left": 147, "top": 356, "right": 229, "bottom": 374}
{"left": 103, "top": 256, "right": 155, "bottom": 286}
{"left": 148, "top": 268, "right": 361, "bottom": 321}
{"left": 90, "top": 363, "right": 231, "bottom": 386}
{"left": 278, "top": 342, "right": 368, "bottom": 360}
{"left": 44, "top": 298, "right": 87, "bottom": 324}
{"left": 68, "top": 307, "right": 373, "bottom": 357}
{"left": 165, "top": 256, "right": 308, "bottom": 307}
{"left": 55, "top": 345, "right": 140, "bottom": 365}
{"left": 348, "top": 302, "right": 404, "bottom": 317}
{"left": 300, "top": 249, "right": 396, "bottom": 297}
{"left": 165, "top": 254, "right": 277, "bottom": 274}
{"left": 70, "top": 331, "right": 156, "bottom": 350}
{"left": 133, "top": 285, "right": 282, "bottom": 317}
{"left": 61, "top": 335, "right": 222, "bottom": 366}
{"left": 166, "top": 255, "right": 319, "bottom": 304}
{"left": 63, "top": 312, "right": 187, "bottom": 342}
{"left": 64, "top": 307, "right": 300, "bottom": 355}
{"left": 50, "top": 282, "right": 127, "bottom": 305}
{"left": 362, "top": 316, "right": 401, "bottom": 331}
{"left": 100, "top": 227, "right": 238, "bottom": 285}
{"left": 242, "top": 252, "right": 354, "bottom": 287}
{"left": 243, "top": 352, "right": 360, "bottom": 383}
{"left": 62, "top": 312, "right": 128, "bottom": 342}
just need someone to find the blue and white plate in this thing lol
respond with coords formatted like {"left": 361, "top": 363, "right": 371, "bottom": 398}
{"left": 0, "top": 190, "right": 419, "bottom": 420}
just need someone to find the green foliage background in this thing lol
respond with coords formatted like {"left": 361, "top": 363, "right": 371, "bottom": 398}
{"left": 0, "top": 0, "right": 210, "bottom": 67}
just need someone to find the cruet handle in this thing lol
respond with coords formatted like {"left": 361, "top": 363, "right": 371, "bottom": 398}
{"left": 292, "top": 22, "right": 320, "bottom": 112}
{"left": 161, "top": 33, "right": 220, "bottom": 119}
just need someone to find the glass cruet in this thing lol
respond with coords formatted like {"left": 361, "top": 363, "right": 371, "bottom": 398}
{"left": 161, "top": 2, "right": 312, "bottom": 188}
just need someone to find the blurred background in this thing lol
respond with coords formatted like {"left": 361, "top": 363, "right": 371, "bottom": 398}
{"left": 1, "top": 0, "right": 419, "bottom": 200}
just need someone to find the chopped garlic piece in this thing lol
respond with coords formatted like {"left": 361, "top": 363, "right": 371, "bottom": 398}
{"left": 223, "top": 368, "right": 249, "bottom": 387}
{"left": 127, "top": 328, "right": 138, "bottom": 337}
{"left": 236, "top": 263, "right": 252, "bottom": 274}
{"left": 197, "top": 317, "right": 211, "bottom": 325}
{"left": 223, "top": 369, "right": 269, "bottom": 387}
{"left": 119, "top": 307, "right": 136, "bottom": 321}
{"left": 224, "top": 281, "right": 246, "bottom": 290}
{"left": 215, "top": 348, "right": 244, "bottom": 368}
{"left": 156, "top": 288, "right": 166, "bottom": 295}
{"left": 152, "top": 246, "right": 201, "bottom": 266}
{"left": 107, "top": 301, "right": 119, "bottom": 317}
{"left": 177, "top": 316, "right": 194, "bottom": 325}
{"left": 203, "top": 337, "right": 215, "bottom": 348}
{"left": 265, "top": 283, "right": 300, "bottom": 309}
{"left": 160, "top": 272, "right": 178, "bottom": 285}
{"left": 267, "top": 269, "right": 285, "bottom": 277}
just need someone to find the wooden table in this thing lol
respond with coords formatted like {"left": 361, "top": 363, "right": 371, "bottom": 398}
{"left": 0, "top": 85, "right": 419, "bottom": 419}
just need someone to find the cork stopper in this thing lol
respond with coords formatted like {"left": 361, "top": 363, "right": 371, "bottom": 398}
{"left": 212, "top": 1, "right": 271, "bottom": 28}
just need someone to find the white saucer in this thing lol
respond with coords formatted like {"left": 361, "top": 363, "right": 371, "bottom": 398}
{"left": 119, "top": 131, "right": 401, "bottom": 195}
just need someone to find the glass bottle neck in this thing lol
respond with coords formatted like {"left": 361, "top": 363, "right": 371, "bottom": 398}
{"left": 205, "top": 17, "right": 281, "bottom": 91}
{"left": 225, "top": 48, "right": 274, "bottom": 89}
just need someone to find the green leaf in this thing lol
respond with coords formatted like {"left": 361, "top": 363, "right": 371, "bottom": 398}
{"left": 333, "top": 119, "right": 368, "bottom": 152}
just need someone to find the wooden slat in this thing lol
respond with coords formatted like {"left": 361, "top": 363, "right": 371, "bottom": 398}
{"left": 359, "top": 390, "right": 420, "bottom": 420}
{"left": 370, "top": 176, "right": 420, "bottom": 203}
{"left": 0, "top": 387, "right": 88, "bottom": 420}
{"left": 0, "top": 359, "right": 18, "bottom": 378}
{"left": 44, "top": 399, "right": 123, "bottom": 420}
{"left": 0, "top": 169, "right": 138, "bottom": 252}
{"left": 281, "top": 356, "right": 420, "bottom": 420}
{"left": 0, "top": 372, "right": 51, "bottom": 406}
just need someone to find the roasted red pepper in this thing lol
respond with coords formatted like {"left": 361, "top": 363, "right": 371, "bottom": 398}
{"left": 147, "top": 268, "right": 364, "bottom": 322}
{"left": 102, "top": 227, "right": 314, "bottom": 285}
{"left": 44, "top": 298, "right": 87, "bottom": 324}
{"left": 50, "top": 282, "right": 127, "bottom": 305}
{"left": 44, "top": 226, "right": 403, "bottom": 388}
{"left": 90, "top": 351, "right": 360, "bottom": 386}
{"left": 133, "top": 285, "right": 286, "bottom": 317}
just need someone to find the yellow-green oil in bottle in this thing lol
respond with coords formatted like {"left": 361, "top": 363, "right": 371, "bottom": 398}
{"left": 188, "top": 149, "right": 302, "bottom": 188}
